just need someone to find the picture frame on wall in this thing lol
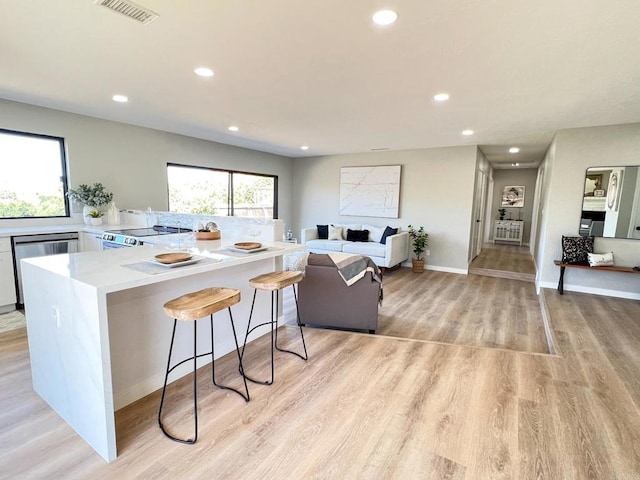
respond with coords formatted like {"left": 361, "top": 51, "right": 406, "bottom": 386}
{"left": 500, "top": 185, "right": 525, "bottom": 207}
{"left": 339, "top": 165, "right": 401, "bottom": 218}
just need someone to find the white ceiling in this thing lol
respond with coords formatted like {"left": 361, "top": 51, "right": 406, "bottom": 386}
{"left": 1, "top": 0, "right": 639, "bottom": 169}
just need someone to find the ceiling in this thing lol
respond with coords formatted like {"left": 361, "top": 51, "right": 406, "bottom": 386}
{"left": 1, "top": 1, "right": 639, "bottom": 169}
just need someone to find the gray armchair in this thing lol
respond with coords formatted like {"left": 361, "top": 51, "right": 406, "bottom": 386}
{"left": 298, "top": 254, "right": 381, "bottom": 334}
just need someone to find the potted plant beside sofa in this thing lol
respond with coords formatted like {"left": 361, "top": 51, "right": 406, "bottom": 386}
{"left": 408, "top": 225, "right": 429, "bottom": 273}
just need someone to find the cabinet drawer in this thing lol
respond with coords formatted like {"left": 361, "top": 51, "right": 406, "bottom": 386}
{"left": 0, "top": 237, "right": 10, "bottom": 252}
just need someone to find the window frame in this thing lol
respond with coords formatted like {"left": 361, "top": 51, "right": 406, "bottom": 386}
{"left": 167, "top": 163, "right": 278, "bottom": 219}
{"left": 0, "top": 128, "right": 71, "bottom": 220}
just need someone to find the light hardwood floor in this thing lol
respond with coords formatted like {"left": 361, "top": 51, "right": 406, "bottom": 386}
{"left": 2, "top": 284, "right": 640, "bottom": 478}
{"left": 469, "top": 243, "right": 536, "bottom": 282}
{"left": 377, "top": 268, "right": 549, "bottom": 354}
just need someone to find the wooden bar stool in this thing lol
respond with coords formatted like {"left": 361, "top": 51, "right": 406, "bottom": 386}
{"left": 240, "top": 271, "right": 308, "bottom": 386}
{"left": 158, "top": 287, "right": 249, "bottom": 444}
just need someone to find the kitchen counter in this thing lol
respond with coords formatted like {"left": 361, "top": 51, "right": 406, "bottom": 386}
{"left": 0, "top": 223, "right": 141, "bottom": 237}
{"left": 21, "top": 239, "right": 305, "bottom": 462}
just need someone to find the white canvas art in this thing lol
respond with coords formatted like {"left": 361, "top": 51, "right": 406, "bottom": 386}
{"left": 339, "top": 165, "right": 401, "bottom": 218}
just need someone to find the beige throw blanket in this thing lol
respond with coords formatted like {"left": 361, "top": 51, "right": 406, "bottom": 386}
{"left": 327, "top": 252, "right": 383, "bottom": 287}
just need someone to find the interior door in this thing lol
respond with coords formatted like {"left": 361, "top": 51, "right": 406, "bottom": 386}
{"left": 471, "top": 170, "right": 487, "bottom": 260}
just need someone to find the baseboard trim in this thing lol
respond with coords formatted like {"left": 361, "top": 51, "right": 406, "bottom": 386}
{"left": 537, "top": 281, "right": 640, "bottom": 300}
{"left": 400, "top": 261, "right": 467, "bottom": 275}
{"left": 538, "top": 288, "right": 557, "bottom": 355}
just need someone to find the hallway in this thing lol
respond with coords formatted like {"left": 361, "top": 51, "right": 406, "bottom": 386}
{"left": 469, "top": 243, "right": 536, "bottom": 282}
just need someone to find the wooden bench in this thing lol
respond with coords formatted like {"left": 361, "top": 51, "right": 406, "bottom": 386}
{"left": 553, "top": 260, "right": 640, "bottom": 294}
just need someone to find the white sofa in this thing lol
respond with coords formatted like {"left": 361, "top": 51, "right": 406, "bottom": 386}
{"left": 301, "top": 223, "right": 409, "bottom": 269}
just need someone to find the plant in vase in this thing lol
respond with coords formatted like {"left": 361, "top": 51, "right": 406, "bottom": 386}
{"left": 87, "top": 209, "right": 104, "bottom": 226}
{"left": 408, "top": 225, "right": 429, "bottom": 273}
{"left": 66, "top": 183, "right": 113, "bottom": 225}
{"left": 498, "top": 208, "right": 506, "bottom": 220}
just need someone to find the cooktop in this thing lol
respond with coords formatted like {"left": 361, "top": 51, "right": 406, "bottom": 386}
{"left": 106, "top": 225, "right": 193, "bottom": 237}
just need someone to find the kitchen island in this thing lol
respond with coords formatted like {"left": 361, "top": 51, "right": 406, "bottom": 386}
{"left": 21, "top": 239, "right": 305, "bottom": 462}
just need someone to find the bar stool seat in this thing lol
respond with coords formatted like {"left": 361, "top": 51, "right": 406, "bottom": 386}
{"left": 158, "top": 287, "right": 249, "bottom": 445}
{"left": 241, "top": 271, "right": 308, "bottom": 386}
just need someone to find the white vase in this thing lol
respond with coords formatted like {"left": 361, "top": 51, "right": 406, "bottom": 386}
{"left": 90, "top": 217, "right": 103, "bottom": 226}
{"left": 82, "top": 205, "right": 92, "bottom": 225}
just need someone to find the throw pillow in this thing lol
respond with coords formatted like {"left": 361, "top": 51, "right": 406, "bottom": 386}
{"left": 363, "top": 224, "right": 384, "bottom": 243}
{"left": 329, "top": 225, "right": 344, "bottom": 241}
{"left": 380, "top": 226, "right": 399, "bottom": 245}
{"left": 561, "top": 235, "right": 594, "bottom": 264}
{"left": 587, "top": 251, "right": 614, "bottom": 267}
{"left": 347, "top": 229, "right": 370, "bottom": 242}
{"left": 317, "top": 224, "right": 329, "bottom": 239}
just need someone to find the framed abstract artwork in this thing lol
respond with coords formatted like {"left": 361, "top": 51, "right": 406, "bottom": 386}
{"left": 500, "top": 185, "right": 525, "bottom": 208}
{"left": 339, "top": 165, "right": 401, "bottom": 218}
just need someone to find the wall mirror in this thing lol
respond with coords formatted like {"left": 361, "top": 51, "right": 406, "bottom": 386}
{"left": 580, "top": 165, "right": 640, "bottom": 240}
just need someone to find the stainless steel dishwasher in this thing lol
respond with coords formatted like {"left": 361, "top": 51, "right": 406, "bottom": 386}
{"left": 12, "top": 232, "right": 79, "bottom": 306}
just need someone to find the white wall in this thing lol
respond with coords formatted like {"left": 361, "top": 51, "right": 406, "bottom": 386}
{"left": 536, "top": 123, "right": 640, "bottom": 299}
{"left": 490, "top": 168, "right": 538, "bottom": 244}
{"left": 292, "top": 146, "right": 478, "bottom": 272}
{"left": 0, "top": 99, "right": 294, "bottom": 228}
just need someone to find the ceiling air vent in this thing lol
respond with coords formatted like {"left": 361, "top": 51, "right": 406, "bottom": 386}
{"left": 95, "top": 0, "right": 159, "bottom": 25}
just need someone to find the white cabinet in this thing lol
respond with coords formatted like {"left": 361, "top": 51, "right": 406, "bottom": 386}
{"left": 493, "top": 220, "right": 524, "bottom": 246}
{"left": 0, "top": 237, "right": 17, "bottom": 307}
{"left": 80, "top": 232, "right": 104, "bottom": 252}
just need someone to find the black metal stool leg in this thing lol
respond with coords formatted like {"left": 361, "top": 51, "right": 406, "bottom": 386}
{"left": 275, "top": 285, "right": 308, "bottom": 361}
{"left": 240, "top": 289, "right": 276, "bottom": 385}
{"left": 158, "top": 319, "right": 198, "bottom": 444}
{"left": 210, "top": 311, "right": 250, "bottom": 401}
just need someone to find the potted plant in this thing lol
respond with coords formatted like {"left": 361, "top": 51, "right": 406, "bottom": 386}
{"left": 408, "top": 225, "right": 429, "bottom": 273}
{"left": 87, "top": 209, "right": 104, "bottom": 226}
{"left": 66, "top": 183, "right": 113, "bottom": 225}
{"left": 498, "top": 208, "right": 506, "bottom": 220}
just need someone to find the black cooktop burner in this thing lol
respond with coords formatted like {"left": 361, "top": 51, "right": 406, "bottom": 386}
{"left": 106, "top": 225, "right": 193, "bottom": 237}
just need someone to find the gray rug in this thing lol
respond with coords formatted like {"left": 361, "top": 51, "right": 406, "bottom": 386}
{"left": 0, "top": 310, "right": 26, "bottom": 333}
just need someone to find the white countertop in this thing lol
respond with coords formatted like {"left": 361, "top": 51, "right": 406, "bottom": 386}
{"left": 23, "top": 239, "right": 305, "bottom": 294}
{"left": 0, "top": 223, "right": 140, "bottom": 237}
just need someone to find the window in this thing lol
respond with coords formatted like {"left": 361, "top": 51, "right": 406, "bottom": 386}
{"left": 0, "top": 129, "right": 70, "bottom": 219}
{"left": 167, "top": 164, "right": 277, "bottom": 218}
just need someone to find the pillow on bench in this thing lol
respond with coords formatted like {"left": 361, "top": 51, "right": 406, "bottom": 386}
{"left": 587, "top": 251, "right": 614, "bottom": 267}
{"left": 562, "top": 235, "right": 594, "bottom": 264}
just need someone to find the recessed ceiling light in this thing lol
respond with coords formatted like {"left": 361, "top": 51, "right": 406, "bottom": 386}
{"left": 509, "top": 147, "right": 520, "bottom": 153}
{"left": 300, "top": 145, "right": 309, "bottom": 150}
{"left": 194, "top": 67, "right": 214, "bottom": 77}
{"left": 228, "top": 125, "right": 239, "bottom": 132}
{"left": 462, "top": 129, "right": 474, "bottom": 136}
{"left": 112, "top": 94, "right": 128, "bottom": 103}
{"left": 434, "top": 93, "right": 450, "bottom": 102}
{"left": 372, "top": 9, "right": 398, "bottom": 25}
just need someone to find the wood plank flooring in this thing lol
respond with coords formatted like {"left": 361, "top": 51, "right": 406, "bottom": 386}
{"left": 2, "top": 283, "right": 640, "bottom": 478}
{"left": 377, "top": 268, "right": 549, "bottom": 354}
{"left": 469, "top": 244, "right": 536, "bottom": 282}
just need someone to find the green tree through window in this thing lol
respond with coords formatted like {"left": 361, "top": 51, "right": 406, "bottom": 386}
{"left": 167, "top": 164, "right": 277, "bottom": 218}
{"left": 0, "top": 129, "right": 69, "bottom": 219}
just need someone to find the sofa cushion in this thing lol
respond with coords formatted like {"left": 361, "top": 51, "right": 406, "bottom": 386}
{"left": 380, "top": 226, "right": 399, "bottom": 244}
{"left": 342, "top": 241, "right": 386, "bottom": 258}
{"left": 346, "top": 229, "right": 369, "bottom": 242}
{"left": 306, "top": 239, "right": 350, "bottom": 252}
{"left": 329, "top": 225, "right": 344, "bottom": 240}
{"left": 362, "top": 224, "right": 384, "bottom": 243}
{"left": 317, "top": 224, "right": 329, "bottom": 239}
